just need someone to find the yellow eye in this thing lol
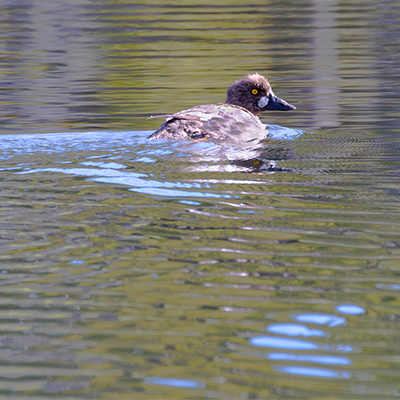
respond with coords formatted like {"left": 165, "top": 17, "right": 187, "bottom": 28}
{"left": 252, "top": 88, "right": 258, "bottom": 95}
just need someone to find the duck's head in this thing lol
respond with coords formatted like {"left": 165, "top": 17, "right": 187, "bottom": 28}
{"left": 226, "top": 73, "right": 296, "bottom": 115}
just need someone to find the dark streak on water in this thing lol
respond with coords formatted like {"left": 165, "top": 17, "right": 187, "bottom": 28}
{"left": 0, "top": 1, "right": 400, "bottom": 399}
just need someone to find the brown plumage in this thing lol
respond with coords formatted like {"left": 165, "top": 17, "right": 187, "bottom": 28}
{"left": 148, "top": 73, "right": 295, "bottom": 142}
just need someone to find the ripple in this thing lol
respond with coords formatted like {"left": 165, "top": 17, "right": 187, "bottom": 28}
{"left": 273, "top": 365, "right": 351, "bottom": 379}
{"left": 336, "top": 305, "right": 366, "bottom": 315}
{"left": 267, "top": 323, "right": 325, "bottom": 337}
{"left": 143, "top": 377, "right": 206, "bottom": 389}
{"left": 267, "top": 352, "right": 351, "bottom": 365}
{"left": 250, "top": 336, "right": 318, "bottom": 350}
{"left": 17, "top": 166, "right": 230, "bottom": 199}
{"left": 294, "top": 314, "right": 346, "bottom": 327}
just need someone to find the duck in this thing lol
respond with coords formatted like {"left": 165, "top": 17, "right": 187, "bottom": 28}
{"left": 148, "top": 73, "right": 295, "bottom": 143}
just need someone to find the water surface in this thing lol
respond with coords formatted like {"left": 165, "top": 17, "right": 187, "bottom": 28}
{"left": 0, "top": 1, "right": 400, "bottom": 399}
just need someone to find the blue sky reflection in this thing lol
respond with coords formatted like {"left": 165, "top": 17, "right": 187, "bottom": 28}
{"left": 273, "top": 365, "right": 351, "bottom": 379}
{"left": 250, "top": 336, "right": 318, "bottom": 350}
{"left": 295, "top": 314, "right": 346, "bottom": 327}
{"left": 336, "top": 305, "right": 366, "bottom": 315}
{"left": 143, "top": 377, "right": 206, "bottom": 389}
{"left": 267, "top": 323, "right": 325, "bottom": 337}
{"left": 18, "top": 167, "right": 230, "bottom": 198}
{"left": 267, "top": 352, "right": 351, "bottom": 365}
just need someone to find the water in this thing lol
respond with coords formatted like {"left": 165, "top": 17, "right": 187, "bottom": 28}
{"left": 0, "top": 1, "right": 400, "bottom": 399}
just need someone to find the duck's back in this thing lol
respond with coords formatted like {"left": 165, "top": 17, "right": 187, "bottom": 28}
{"left": 148, "top": 104, "right": 267, "bottom": 142}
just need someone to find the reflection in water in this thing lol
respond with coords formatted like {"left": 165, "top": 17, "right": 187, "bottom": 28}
{"left": 19, "top": 165, "right": 233, "bottom": 198}
{"left": 273, "top": 366, "right": 351, "bottom": 379}
{"left": 1, "top": 0, "right": 400, "bottom": 398}
{"left": 267, "top": 323, "right": 325, "bottom": 337}
{"left": 144, "top": 377, "right": 206, "bottom": 389}
{"left": 295, "top": 314, "right": 346, "bottom": 327}
{"left": 312, "top": 0, "right": 340, "bottom": 128}
{"left": 1, "top": 1, "right": 398, "bottom": 135}
{"left": 255, "top": 313, "right": 357, "bottom": 380}
{"left": 1, "top": 126, "right": 399, "bottom": 398}
{"left": 336, "top": 305, "right": 366, "bottom": 315}
{"left": 376, "top": 283, "right": 400, "bottom": 291}
{"left": 0, "top": 0, "right": 103, "bottom": 133}
{"left": 250, "top": 336, "right": 319, "bottom": 350}
{"left": 267, "top": 353, "right": 351, "bottom": 365}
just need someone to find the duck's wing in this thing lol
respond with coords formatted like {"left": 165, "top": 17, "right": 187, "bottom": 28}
{"left": 148, "top": 106, "right": 210, "bottom": 140}
{"left": 148, "top": 104, "right": 266, "bottom": 141}
{"left": 148, "top": 118, "right": 205, "bottom": 140}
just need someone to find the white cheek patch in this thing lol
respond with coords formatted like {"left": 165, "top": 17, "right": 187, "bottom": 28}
{"left": 258, "top": 96, "right": 269, "bottom": 108}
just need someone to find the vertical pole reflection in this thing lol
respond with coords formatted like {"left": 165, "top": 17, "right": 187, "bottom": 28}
{"left": 312, "top": 0, "right": 340, "bottom": 128}
{"left": 0, "top": 0, "right": 101, "bottom": 133}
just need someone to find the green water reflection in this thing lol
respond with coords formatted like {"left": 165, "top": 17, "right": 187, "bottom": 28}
{"left": 0, "top": 0, "right": 398, "bottom": 135}
{"left": 0, "top": 1, "right": 400, "bottom": 399}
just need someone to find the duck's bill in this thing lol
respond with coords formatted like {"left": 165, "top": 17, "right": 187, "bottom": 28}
{"left": 261, "top": 92, "right": 296, "bottom": 111}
